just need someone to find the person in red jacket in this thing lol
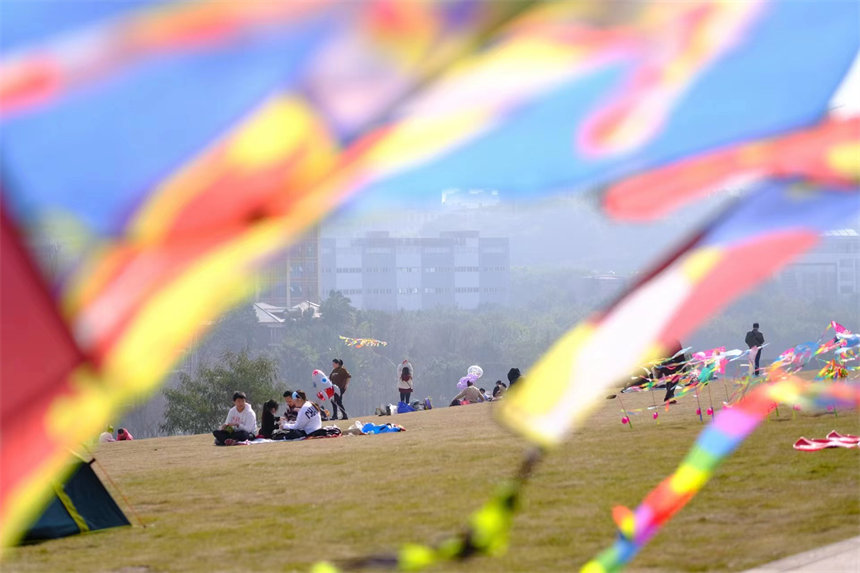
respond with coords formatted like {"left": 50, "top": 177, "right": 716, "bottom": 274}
{"left": 116, "top": 427, "right": 134, "bottom": 441}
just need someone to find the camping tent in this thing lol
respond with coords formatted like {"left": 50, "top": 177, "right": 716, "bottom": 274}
{"left": 23, "top": 459, "right": 129, "bottom": 542}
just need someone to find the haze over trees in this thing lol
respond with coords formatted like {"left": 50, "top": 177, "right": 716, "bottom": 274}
{"left": 139, "top": 266, "right": 858, "bottom": 437}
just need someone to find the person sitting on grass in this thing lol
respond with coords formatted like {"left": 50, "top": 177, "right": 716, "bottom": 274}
{"left": 116, "top": 427, "right": 134, "bottom": 441}
{"left": 98, "top": 425, "right": 115, "bottom": 443}
{"left": 449, "top": 380, "right": 485, "bottom": 406}
{"left": 282, "top": 390, "right": 299, "bottom": 422}
{"left": 213, "top": 391, "right": 257, "bottom": 446}
{"left": 277, "top": 391, "right": 325, "bottom": 440}
{"left": 260, "top": 399, "right": 280, "bottom": 439}
{"left": 492, "top": 380, "right": 507, "bottom": 399}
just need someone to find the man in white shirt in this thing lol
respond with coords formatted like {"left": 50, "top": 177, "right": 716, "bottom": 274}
{"left": 213, "top": 391, "right": 257, "bottom": 445}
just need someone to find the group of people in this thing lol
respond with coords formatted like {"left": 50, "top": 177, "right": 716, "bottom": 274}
{"left": 449, "top": 367, "right": 521, "bottom": 406}
{"left": 213, "top": 389, "right": 330, "bottom": 445}
{"left": 98, "top": 425, "right": 134, "bottom": 443}
{"left": 210, "top": 359, "right": 531, "bottom": 444}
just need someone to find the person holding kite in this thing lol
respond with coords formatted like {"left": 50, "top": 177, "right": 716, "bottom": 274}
{"left": 116, "top": 428, "right": 134, "bottom": 441}
{"left": 397, "top": 360, "right": 414, "bottom": 404}
{"left": 745, "top": 322, "right": 765, "bottom": 376}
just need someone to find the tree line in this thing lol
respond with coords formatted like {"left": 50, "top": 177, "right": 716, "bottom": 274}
{"left": 148, "top": 268, "right": 857, "bottom": 435}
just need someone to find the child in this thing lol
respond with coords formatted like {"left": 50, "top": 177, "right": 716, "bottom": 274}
{"left": 116, "top": 427, "right": 134, "bottom": 441}
{"left": 260, "top": 399, "right": 279, "bottom": 439}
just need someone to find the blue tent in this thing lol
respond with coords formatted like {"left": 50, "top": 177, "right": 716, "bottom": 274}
{"left": 23, "top": 458, "right": 130, "bottom": 542}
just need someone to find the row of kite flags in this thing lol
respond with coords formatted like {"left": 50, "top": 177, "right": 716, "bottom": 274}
{"left": 614, "top": 321, "right": 859, "bottom": 427}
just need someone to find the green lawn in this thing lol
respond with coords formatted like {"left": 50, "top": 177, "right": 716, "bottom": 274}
{"left": 6, "top": 380, "right": 859, "bottom": 572}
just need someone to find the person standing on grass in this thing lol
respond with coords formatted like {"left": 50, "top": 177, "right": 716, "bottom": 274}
{"left": 329, "top": 358, "right": 351, "bottom": 420}
{"left": 745, "top": 322, "right": 765, "bottom": 377}
{"left": 397, "top": 360, "right": 414, "bottom": 404}
{"left": 213, "top": 391, "right": 257, "bottom": 445}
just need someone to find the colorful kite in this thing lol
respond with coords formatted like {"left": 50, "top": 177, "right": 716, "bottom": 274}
{"left": 312, "top": 370, "right": 335, "bottom": 402}
{"left": 345, "top": 1, "right": 859, "bottom": 205}
{"left": 603, "top": 117, "right": 860, "bottom": 221}
{"left": 0, "top": 0, "right": 523, "bottom": 547}
{"left": 339, "top": 336, "right": 388, "bottom": 348}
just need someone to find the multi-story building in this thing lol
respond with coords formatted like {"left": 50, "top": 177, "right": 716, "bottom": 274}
{"left": 776, "top": 229, "right": 860, "bottom": 298}
{"left": 321, "top": 231, "right": 509, "bottom": 311}
{"left": 255, "top": 227, "right": 321, "bottom": 307}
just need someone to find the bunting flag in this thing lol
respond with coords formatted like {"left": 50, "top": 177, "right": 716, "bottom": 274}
{"left": 582, "top": 378, "right": 860, "bottom": 573}
{"left": 497, "top": 182, "right": 860, "bottom": 447}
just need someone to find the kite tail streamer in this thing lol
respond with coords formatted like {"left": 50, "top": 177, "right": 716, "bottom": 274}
{"left": 580, "top": 379, "right": 860, "bottom": 573}
{"left": 312, "top": 448, "right": 544, "bottom": 572}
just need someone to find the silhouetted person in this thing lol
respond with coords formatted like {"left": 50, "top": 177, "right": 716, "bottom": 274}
{"left": 507, "top": 368, "right": 521, "bottom": 388}
{"left": 745, "top": 322, "right": 765, "bottom": 376}
{"left": 657, "top": 340, "right": 686, "bottom": 403}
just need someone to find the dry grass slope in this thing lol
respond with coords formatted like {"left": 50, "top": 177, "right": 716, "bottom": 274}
{"left": 6, "top": 380, "right": 859, "bottom": 573}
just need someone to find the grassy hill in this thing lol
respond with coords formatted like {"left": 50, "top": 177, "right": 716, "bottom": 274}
{"left": 6, "top": 380, "right": 859, "bottom": 572}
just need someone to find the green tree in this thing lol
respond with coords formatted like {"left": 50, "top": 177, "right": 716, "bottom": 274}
{"left": 320, "top": 290, "right": 355, "bottom": 329}
{"left": 161, "top": 349, "right": 281, "bottom": 435}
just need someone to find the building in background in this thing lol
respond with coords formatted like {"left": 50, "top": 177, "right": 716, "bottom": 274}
{"left": 255, "top": 227, "right": 321, "bottom": 307}
{"left": 321, "top": 231, "right": 509, "bottom": 311}
{"left": 776, "top": 229, "right": 859, "bottom": 298}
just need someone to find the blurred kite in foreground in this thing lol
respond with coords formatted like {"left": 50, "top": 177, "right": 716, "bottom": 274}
{"left": 2, "top": 0, "right": 859, "bottom": 562}
{"left": 0, "top": 0, "right": 525, "bottom": 547}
